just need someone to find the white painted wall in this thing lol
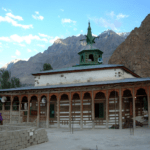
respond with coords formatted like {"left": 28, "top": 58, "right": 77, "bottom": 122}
{"left": 34, "top": 68, "right": 136, "bottom": 86}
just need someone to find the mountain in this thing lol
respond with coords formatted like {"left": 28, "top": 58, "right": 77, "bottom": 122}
{"left": 1, "top": 59, "right": 21, "bottom": 70}
{"left": 116, "top": 32, "right": 130, "bottom": 39}
{"left": 109, "top": 14, "right": 150, "bottom": 78}
{"left": 1, "top": 30, "right": 130, "bottom": 86}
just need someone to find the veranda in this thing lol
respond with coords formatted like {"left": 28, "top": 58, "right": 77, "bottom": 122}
{"left": 0, "top": 82, "right": 150, "bottom": 130}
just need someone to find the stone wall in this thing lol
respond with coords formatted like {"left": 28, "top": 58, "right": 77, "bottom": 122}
{"left": 34, "top": 68, "right": 135, "bottom": 86}
{"left": 0, "top": 125, "right": 48, "bottom": 150}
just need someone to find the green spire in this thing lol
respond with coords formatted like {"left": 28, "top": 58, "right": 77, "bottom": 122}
{"left": 87, "top": 22, "right": 92, "bottom": 40}
{"left": 81, "top": 22, "right": 99, "bottom": 45}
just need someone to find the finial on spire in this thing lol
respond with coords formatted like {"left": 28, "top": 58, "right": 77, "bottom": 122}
{"left": 80, "top": 22, "right": 99, "bottom": 45}
{"left": 88, "top": 21, "right": 91, "bottom": 29}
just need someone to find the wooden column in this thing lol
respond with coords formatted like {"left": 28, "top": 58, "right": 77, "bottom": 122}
{"left": 37, "top": 95, "right": 40, "bottom": 128}
{"left": 147, "top": 86, "right": 150, "bottom": 128}
{"left": 46, "top": 94, "right": 50, "bottom": 128}
{"left": 133, "top": 88, "right": 136, "bottom": 129}
{"left": 106, "top": 90, "right": 109, "bottom": 129}
{"left": 92, "top": 90, "right": 95, "bottom": 129}
{"left": 27, "top": 95, "right": 30, "bottom": 122}
{"left": 69, "top": 92, "right": 71, "bottom": 131}
{"left": 57, "top": 95, "right": 60, "bottom": 129}
{"left": 10, "top": 95, "right": 13, "bottom": 124}
{"left": 80, "top": 92, "right": 83, "bottom": 129}
{"left": 19, "top": 95, "right": 21, "bottom": 123}
{"left": 2, "top": 99, "right": 4, "bottom": 124}
{"left": 119, "top": 88, "right": 122, "bottom": 129}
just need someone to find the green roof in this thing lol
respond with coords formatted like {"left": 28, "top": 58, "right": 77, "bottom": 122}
{"left": 78, "top": 44, "right": 103, "bottom": 54}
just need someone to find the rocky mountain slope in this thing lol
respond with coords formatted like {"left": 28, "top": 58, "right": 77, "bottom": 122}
{"left": 2, "top": 59, "right": 21, "bottom": 70}
{"left": 1, "top": 30, "right": 129, "bottom": 86}
{"left": 109, "top": 14, "right": 150, "bottom": 78}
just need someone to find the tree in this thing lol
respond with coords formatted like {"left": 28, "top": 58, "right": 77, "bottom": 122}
{"left": 0, "top": 69, "right": 21, "bottom": 89}
{"left": 42, "top": 63, "right": 53, "bottom": 71}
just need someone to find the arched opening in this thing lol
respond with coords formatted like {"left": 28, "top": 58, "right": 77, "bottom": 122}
{"left": 89, "top": 54, "right": 94, "bottom": 62}
{"left": 12, "top": 96, "right": 19, "bottom": 111}
{"left": 83, "top": 92, "right": 92, "bottom": 128}
{"left": 12, "top": 96, "right": 19, "bottom": 123}
{"left": 94, "top": 92, "right": 106, "bottom": 128}
{"left": 95, "top": 92, "right": 105, "bottom": 99}
{"left": 135, "top": 88, "right": 148, "bottom": 125}
{"left": 109, "top": 91, "right": 119, "bottom": 129}
{"left": 4, "top": 96, "right": 11, "bottom": 110}
{"left": 50, "top": 95, "right": 57, "bottom": 127}
{"left": 40, "top": 95, "right": 47, "bottom": 127}
{"left": 4, "top": 96, "right": 11, "bottom": 124}
{"left": 60, "top": 94, "right": 69, "bottom": 127}
{"left": 29, "top": 96, "right": 38, "bottom": 123}
{"left": 122, "top": 89, "right": 133, "bottom": 128}
{"left": 21, "top": 96, "right": 28, "bottom": 122}
{"left": 72, "top": 93, "right": 80, "bottom": 128}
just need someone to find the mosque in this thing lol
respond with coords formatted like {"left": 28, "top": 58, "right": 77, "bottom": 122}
{"left": 0, "top": 23, "right": 150, "bottom": 129}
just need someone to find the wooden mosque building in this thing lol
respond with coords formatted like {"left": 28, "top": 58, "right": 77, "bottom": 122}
{"left": 0, "top": 23, "right": 150, "bottom": 130}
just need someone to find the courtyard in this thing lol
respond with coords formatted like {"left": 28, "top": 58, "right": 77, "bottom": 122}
{"left": 23, "top": 126, "right": 150, "bottom": 150}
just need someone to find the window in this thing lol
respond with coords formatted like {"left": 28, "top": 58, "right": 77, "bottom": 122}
{"left": 81, "top": 55, "right": 84, "bottom": 62}
{"left": 89, "top": 54, "right": 94, "bottom": 61}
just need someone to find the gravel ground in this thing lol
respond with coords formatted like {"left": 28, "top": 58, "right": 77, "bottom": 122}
{"left": 23, "top": 126, "right": 150, "bottom": 150}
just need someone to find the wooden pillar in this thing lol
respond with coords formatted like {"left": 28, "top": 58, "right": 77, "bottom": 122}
{"left": 133, "top": 88, "right": 136, "bottom": 129}
{"left": 2, "top": 98, "right": 4, "bottom": 124}
{"left": 27, "top": 95, "right": 30, "bottom": 122}
{"left": 92, "top": 90, "right": 95, "bottom": 129}
{"left": 19, "top": 95, "right": 21, "bottom": 123}
{"left": 37, "top": 95, "right": 40, "bottom": 128}
{"left": 106, "top": 90, "right": 109, "bottom": 129}
{"left": 80, "top": 92, "right": 83, "bottom": 129}
{"left": 10, "top": 95, "right": 13, "bottom": 124}
{"left": 119, "top": 88, "right": 122, "bottom": 129}
{"left": 69, "top": 92, "right": 71, "bottom": 131}
{"left": 57, "top": 95, "right": 60, "bottom": 128}
{"left": 147, "top": 86, "right": 150, "bottom": 128}
{"left": 46, "top": 94, "right": 50, "bottom": 128}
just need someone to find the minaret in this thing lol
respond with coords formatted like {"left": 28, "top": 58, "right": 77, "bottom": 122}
{"left": 73, "top": 22, "right": 103, "bottom": 67}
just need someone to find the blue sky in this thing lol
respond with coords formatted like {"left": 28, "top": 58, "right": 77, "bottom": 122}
{"left": 0, "top": 0, "right": 149, "bottom": 68}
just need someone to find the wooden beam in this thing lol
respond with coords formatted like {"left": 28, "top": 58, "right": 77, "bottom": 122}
{"left": 19, "top": 95, "right": 21, "bottom": 123}
{"left": 46, "top": 93, "right": 49, "bottom": 128}
{"left": 10, "top": 95, "right": 13, "bottom": 124}
{"left": 69, "top": 92, "right": 71, "bottom": 131}
{"left": 133, "top": 87, "right": 136, "bottom": 129}
{"left": 1, "top": 81, "right": 150, "bottom": 96}
{"left": 119, "top": 88, "right": 122, "bottom": 129}
{"left": 37, "top": 94, "right": 40, "bottom": 128}
{"left": 106, "top": 90, "right": 108, "bottom": 129}
{"left": 80, "top": 91, "right": 83, "bottom": 129}
{"left": 147, "top": 86, "right": 150, "bottom": 128}
{"left": 27, "top": 95, "right": 30, "bottom": 122}
{"left": 57, "top": 95, "right": 60, "bottom": 129}
{"left": 92, "top": 90, "right": 95, "bottom": 129}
